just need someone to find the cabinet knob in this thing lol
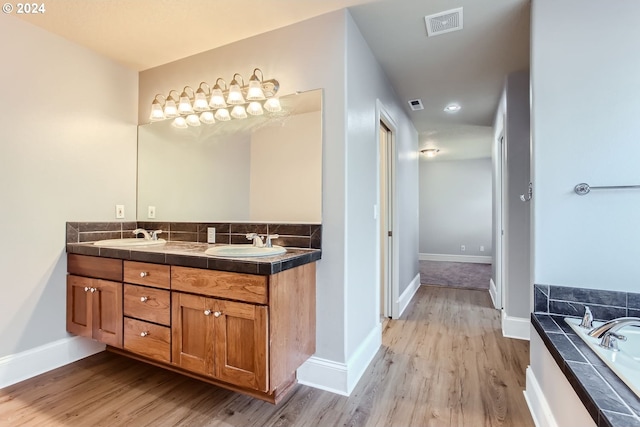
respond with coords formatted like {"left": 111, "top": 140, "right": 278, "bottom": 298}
{"left": 140, "top": 331, "right": 149, "bottom": 337}
{"left": 84, "top": 287, "right": 90, "bottom": 292}
{"left": 90, "top": 287, "right": 97, "bottom": 293}
{"left": 204, "top": 309, "right": 212, "bottom": 316}
{"left": 140, "top": 271, "right": 148, "bottom": 278}
{"left": 214, "top": 311, "right": 222, "bottom": 318}
{"left": 140, "top": 296, "right": 148, "bottom": 303}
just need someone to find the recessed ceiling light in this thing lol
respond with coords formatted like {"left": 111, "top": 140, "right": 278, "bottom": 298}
{"left": 420, "top": 148, "right": 440, "bottom": 158}
{"left": 444, "top": 103, "right": 461, "bottom": 113}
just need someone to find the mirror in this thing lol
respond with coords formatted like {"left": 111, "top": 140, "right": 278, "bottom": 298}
{"left": 137, "top": 89, "right": 322, "bottom": 223}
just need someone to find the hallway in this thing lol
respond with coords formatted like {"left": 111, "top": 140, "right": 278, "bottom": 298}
{"left": 0, "top": 286, "right": 533, "bottom": 426}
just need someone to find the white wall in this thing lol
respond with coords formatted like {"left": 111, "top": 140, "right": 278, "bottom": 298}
{"left": 250, "top": 111, "right": 322, "bottom": 222}
{"left": 419, "top": 158, "right": 492, "bottom": 257}
{"left": 531, "top": 0, "right": 640, "bottom": 292}
{"left": 0, "top": 17, "right": 138, "bottom": 358}
{"left": 345, "top": 12, "right": 419, "bottom": 357}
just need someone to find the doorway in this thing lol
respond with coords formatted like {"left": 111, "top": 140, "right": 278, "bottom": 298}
{"left": 378, "top": 103, "right": 399, "bottom": 319}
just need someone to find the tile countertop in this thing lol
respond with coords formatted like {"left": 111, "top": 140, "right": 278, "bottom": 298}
{"left": 532, "top": 313, "right": 640, "bottom": 427}
{"left": 66, "top": 241, "right": 321, "bottom": 275}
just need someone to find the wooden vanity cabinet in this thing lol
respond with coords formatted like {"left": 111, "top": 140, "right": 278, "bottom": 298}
{"left": 66, "top": 255, "right": 123, "bottom": 348}
{"left": 67, "top": 253, "right": 316, "bottom": 404}
{"left": 172, "top": 292, "right": 268, "bottom": 391}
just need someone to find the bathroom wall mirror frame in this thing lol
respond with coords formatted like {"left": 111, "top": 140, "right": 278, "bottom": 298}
{"left": 137, "top": 89, "right": 322, "bottom": 223}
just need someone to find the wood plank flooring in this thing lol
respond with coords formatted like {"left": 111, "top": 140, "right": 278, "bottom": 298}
{"left": 0, "top": 286, "right": 533, "bottom": 427}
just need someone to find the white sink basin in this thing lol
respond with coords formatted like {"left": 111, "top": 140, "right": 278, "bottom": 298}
{"left": 93, "top": 238, "right": 167, "bottom": 247}
{"left": 204, "top": 245, "right": 286, "bottom": 258}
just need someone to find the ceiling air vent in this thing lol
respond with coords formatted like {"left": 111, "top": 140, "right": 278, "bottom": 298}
{"left": 424, "top": 7, "right": 463, "bottom": 37}
{"left": 408, "top": 99, "right": 424, "bottom": 111}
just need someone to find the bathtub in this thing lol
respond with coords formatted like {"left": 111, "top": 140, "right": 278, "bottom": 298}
{"left": 566, "top": 317, "right": 640, "bottom": 399}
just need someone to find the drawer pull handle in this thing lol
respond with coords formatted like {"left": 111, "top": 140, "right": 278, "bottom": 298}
{"left": 140, "top": 331, "right": 149, "bottom": 337}
{"left": 84, "top": 287, "right": 90, "bottom": 292}
{"left": 140, "top": 272, "right": 148, "bottom": 278}
{"left": 204, "top": 309, "right": 212, "bottom": 316}
{"left": 214, "top": 311, "right": 222, "bottom": 318}
{"left": 90, "top": 287, "right": 97, "bottom": 293}
{"left": 140, "top": 296, "right": 148, "bottom": 303}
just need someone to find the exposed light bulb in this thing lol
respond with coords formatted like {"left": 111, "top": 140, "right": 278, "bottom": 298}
{"left": 186, "top": 114, "right": 201, "bottom": 126}
{"left": 178, "top": 91, "right": 194, "bottom": 114}
{"left": 193, "top": 88, "right": 209, "bottom": 111}
{"left": 246, "top": 80, "right": 266, "bottom": 101}
{"left": 164, "top": 98, "right": 178, "bottom": 118}
{"left": 149, "top": 99, "right": 165, "bottom": 121}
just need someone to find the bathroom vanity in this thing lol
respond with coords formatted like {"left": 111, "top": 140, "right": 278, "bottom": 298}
{"left": 65, "top": 240, "right": 319, "bottom": 404}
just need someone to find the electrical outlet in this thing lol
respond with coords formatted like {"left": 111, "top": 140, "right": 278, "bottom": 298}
{"left": 115, "top": 205, "right": 125, "bottom": 219}
{"left": 460, "top": 245, "right": 466, "bottom": 252}
{"left": 207, "top": 227, "right": 216, "bottom": 244}
{"left": 480, "top": 245, "right": 485, "bottom": 252}
{"left": 148, "top": 206, "right": 156, "bottom": 219}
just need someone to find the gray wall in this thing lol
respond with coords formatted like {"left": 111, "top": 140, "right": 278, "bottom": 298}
{"left": 419, "top": 158, "right": 492, "bottom": 256}
{"left": 0, "top": 16, "right": 138, "bottom": 358}
{"left": 505, "top": 70, "right": 531, "bottom": 319}
{"left": 345, "top": 11, "right": 419, "bottom": 354}
{"left": 532, "top": 0, "right": 640, "bottom": 292}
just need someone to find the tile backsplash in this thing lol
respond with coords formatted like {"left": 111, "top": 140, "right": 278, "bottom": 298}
{"left": 67, "top": 222, "right": 322, "bottom": 250}
{"left": 534, "top": 284, "right": 640, "bottom": 321}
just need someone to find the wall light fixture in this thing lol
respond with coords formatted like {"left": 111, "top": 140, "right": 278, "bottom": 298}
{"left": 149, "top": 68, "right": 281, "bottom": 128}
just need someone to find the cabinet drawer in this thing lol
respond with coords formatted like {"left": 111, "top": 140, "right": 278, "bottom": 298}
{"left": 172, "top": 267, "right": 268, "bottom": 304}
{"left": 124, "top": 318, "right": 170, "bottom": 363}
{"left": 124, "top": 284, "right": 170, "bottom": 326}
{"left": 124, "top": 261, "right": 170, "bottom": 289}
{"left": 68, "top": 254, "right": 122, "bottom": 282}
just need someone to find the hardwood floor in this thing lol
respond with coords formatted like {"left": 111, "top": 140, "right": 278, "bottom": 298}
{"left": 0, "top": 286, "right": 533, "bottom": 427}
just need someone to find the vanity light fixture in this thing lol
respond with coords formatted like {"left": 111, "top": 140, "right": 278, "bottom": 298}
{"left": 421, "top": 148, "right": 440, "bottom": 158}
{"left": 149, "top": 68, "right": 281, "bottom": 128}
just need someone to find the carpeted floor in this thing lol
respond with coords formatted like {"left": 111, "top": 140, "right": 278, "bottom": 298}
{"left": 420, "top": 260, "right": 491, "bottom": 290}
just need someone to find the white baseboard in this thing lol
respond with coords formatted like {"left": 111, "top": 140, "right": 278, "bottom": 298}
{"left": 419, "top": 253, "right": 492, "bottom": 264}
{"left": 396, "top": 273, "right": 421, "bottom": 318}
{"left": 489, "top": 278, "right": 499, "bottom": 309}
{"left": 0, "top": 336, "right": 105, "bottom": 389}
{"left": 524, "top": 366, "right": 558, "bottom": 427}
{"left": 297, "top": 322, "right": 382, "bottom": 396}
{"left": 501, "top": 310, "right": 530, "bottom": 340}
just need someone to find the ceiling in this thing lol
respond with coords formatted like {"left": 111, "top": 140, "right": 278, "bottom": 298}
{"left": 14, "top": 0, "right": 530, "bottom": 160}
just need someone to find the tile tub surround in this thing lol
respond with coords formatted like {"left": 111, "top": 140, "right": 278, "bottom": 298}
{"left": 532, "top": 314, "right": 640, "bottom": 427}
{"left": 67, "top": 222, "right": 322, "bottom": 250}
{"left": 534, "top": 284, "right": 640, "bottom": 321}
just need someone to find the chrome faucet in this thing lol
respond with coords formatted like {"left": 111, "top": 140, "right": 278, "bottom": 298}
{"left": 265, "top": 234, "right": 279, "bottom": 248}
{"left": 587, "top": 317, "right": 640, "bottom": 351}
{"left": 579, "top": 306, "right": 593, "bottom": 329}
{"left": 133, "top": 228, "right": 152, "bottom": 240}
{"left": 246, "top": 233, "right": 265, "bottom": 247}
{"left": 587, "top": 317, "right": 640, "bottom": 339}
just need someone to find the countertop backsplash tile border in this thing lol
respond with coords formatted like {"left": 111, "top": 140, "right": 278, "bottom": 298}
{"left": 67, "top": 221, "right": 322, "bottom": 250}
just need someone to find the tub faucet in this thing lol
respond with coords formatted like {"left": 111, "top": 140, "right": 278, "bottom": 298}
{"left": 579, "top": 306, "right": 593, "bottom": 329}
{"left": 133, "top": 228, "right": 152, "bottom": 240}
{"left": 588, "top": 317, "right": 640, "bottom": 339}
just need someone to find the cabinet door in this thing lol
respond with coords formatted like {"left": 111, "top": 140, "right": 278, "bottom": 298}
{"left": 172, "top": 293, "right": 215, "bottom": 376}
{"left": 91, "top": 279, "right": 123, "bottom": 348}
{"left": 66, "top": 275, "right": 92, "bottom": 338}
{"left": 213, "top": 299, "right": 268, "bottom": 392}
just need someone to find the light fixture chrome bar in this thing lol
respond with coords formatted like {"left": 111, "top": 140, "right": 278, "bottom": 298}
{"left": 574, "top": 182, "right": 640, "bottom": 195}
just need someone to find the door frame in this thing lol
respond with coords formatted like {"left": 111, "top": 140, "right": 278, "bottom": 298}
{"left": 494, "top": 131, "right": 506, "bottom": 310}
{"left": 376, "top": 100, "right": 400, "bottom": 319}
